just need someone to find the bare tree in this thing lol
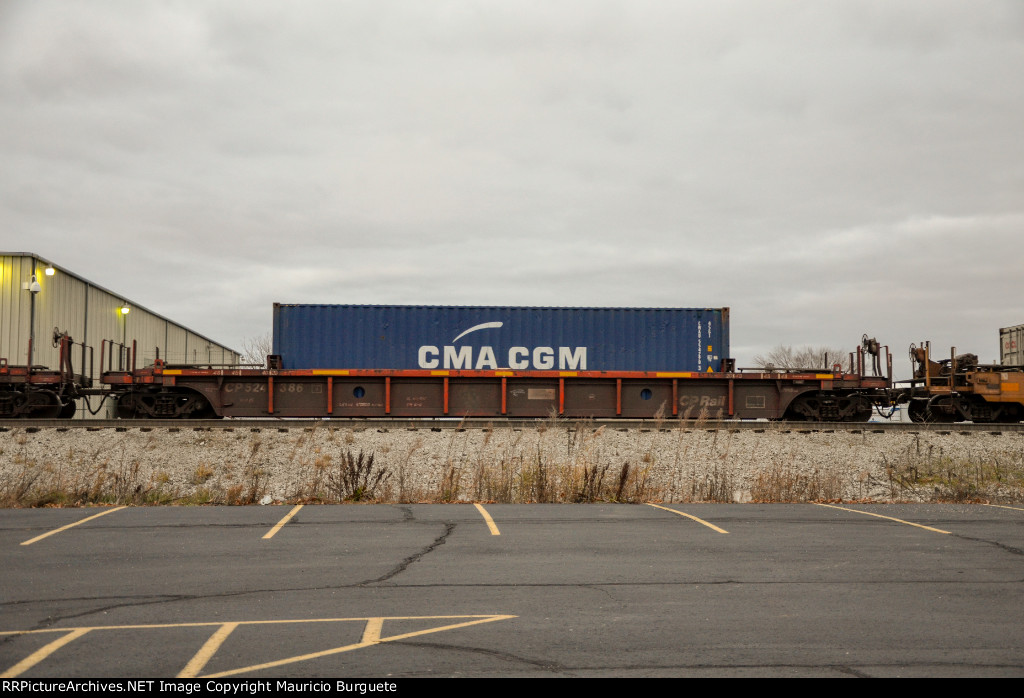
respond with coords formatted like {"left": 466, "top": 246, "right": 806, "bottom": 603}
{"left": 752, "top": 344, "right": 852, "bottom": 372}
{"left": 241, "top": 332, "right": 272, "bottom": 367}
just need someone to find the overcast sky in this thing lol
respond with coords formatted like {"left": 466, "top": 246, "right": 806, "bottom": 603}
{"left": 2, "top": 1, "right": 1022, "bottom": 372}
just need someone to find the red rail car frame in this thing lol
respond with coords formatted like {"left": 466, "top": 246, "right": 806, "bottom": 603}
{"left": 0, "top": 334, "right": 85, "bottom": 418}
{"left": 101, "top": 363, "right": 890, "bottom": 421}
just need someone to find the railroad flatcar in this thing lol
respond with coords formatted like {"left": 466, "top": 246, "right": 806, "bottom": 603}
{"left": 2, "top": 304, "right": 898, "bottom": 422}
{"left": 0, "top": 332, "right": 82, "bottom": 418}
{"left": 98, "top": 306, "right": 891, "bottom": 421}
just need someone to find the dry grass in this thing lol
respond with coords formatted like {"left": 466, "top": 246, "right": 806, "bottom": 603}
{"left": 749, "top": 462, "right": 842, "bottom": 503}
{"left": 452, "top": 422, "right": 656, "bottom": 503}
{"left": 326, "top": 449, "right": 391, "bottom": 502}
{"left": 190, "top": 463, "right": 214, "bottom": 485}
{"left": 3, "top": 424, "right": 1024, "bottom": 507}
{"left": 881, "top": 440, "right": 1024, "bottom": 503}
{"left": 0, "top": 442, "right": 179, "bottom": 507}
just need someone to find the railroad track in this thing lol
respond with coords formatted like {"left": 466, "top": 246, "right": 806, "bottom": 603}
{"left": 3, "top": 418, "right": 1024, "bottom": 433}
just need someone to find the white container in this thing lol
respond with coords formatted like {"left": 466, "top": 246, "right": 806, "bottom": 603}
{"left": 999, "top": 324, "right": 1024, "bottom": 366}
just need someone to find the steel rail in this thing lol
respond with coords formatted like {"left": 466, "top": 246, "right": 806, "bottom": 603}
{"left": 3, "top": 418, "right": 1024, "bottom": 433}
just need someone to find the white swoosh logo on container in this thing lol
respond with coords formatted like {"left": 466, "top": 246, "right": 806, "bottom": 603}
{"left": 451, "top": 322, "right": 504, "bottom": 343}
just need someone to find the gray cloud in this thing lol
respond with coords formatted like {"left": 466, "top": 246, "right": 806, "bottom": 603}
{"left": 2, "top": 1, "right": 1022, "bottom": 375}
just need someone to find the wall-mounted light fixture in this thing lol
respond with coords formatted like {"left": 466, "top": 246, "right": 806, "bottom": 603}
{"left": 44, "top": 266, "right": 55, "bottom": 276}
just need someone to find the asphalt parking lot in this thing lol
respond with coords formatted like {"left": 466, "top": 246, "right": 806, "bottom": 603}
{"left": 2, "top": 502, "right": 1023, "bottom": 677}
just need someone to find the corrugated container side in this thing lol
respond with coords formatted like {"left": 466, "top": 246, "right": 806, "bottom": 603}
{"left": 273, "top": 304, "right": 729, "bottom": 372}
{"left": 1000, "top": 324, "right": 1024, "bottom": 366}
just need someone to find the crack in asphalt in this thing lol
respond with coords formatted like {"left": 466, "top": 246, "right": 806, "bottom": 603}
{"left": 0, "top": 594, "right": 192, "bottom": 645}
{"left": 360, "top": 522, "right": 456, "bottom": 585}
{"left": 949, "top": 533, "right": 1024, "bottom": 557}
{"left": 580, "top": 583, "right": 617, "bottom": 601}
{"left": 2, "top": 523, "right": 460, "bottom": 630}
{"left": 392, "top": 640, "right": 569, "bottom": 674}
{"left": 6, "top": 575, "right": 1021, "bottom": 636}
{"left": 5, "top": 512, "right": 1023, "bottom": 659}
{"left": 835, "top": 665, "right": 872, "bottom": 678}
{"left": 584, "top": 661, "right": 1019, "bottom": 676}
{"left": 4, "top": 576, "right": 1022, "bottom": 615}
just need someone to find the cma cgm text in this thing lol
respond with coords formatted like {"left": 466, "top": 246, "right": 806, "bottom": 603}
{"left": 417, "top": 346, "right": 587, "bottom": 370}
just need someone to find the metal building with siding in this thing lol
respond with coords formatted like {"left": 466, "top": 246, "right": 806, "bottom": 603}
{"left": 1, "top": 252, "right": 239, "bottom": 417}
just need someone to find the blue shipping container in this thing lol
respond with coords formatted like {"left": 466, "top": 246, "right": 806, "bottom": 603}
{"left": 272, "top": 305, "right": 730, "bottom": 372}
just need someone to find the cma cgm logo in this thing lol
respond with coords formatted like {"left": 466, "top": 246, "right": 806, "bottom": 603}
{"left": 417, "top": 322, "right": 587, "bottom": 370}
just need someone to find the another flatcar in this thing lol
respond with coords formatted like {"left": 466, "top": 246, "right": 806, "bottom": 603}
{"left": 900, "top": 342, "right": 1024, "bottom": 423}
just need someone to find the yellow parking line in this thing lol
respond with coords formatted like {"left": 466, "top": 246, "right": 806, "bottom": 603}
{"left": 1, "top": 615, "right": 516, "bottom": 678}
{"left": 179, "top": 623, "right": 239, "bottom": 678}
{"left": 815, "top": 503, "right": 950, "bottom": 534}
{"left": 263, "top": 504, "right": 303, "bottom": 539}
{"left": 473, "top": 503, "right": 500, "bottom": 535}
{"left": 204, "top": 615, "right": 515, "bottom": 678}
{"left": 20, "top": 507, "right": 126, "bottom": 546}
{"left": 0, "top": 628, "right": 90, "bottom": 678}
{"left": 360, "top": 617, "right": 384, "bottom": 644}
{"left": 646, "top": 503, "right": 728, "bottom": 533}
{"left": 0, "top": 615, "right": 510, "bottom": 636}
{"left": 982, "top": 503, "right": 1024, "bottom": 512}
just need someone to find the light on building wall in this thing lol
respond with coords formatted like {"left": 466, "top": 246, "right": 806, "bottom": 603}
{"left": 120, "top": 305, "right": 130, "bottom": 315}
{"left": 44, "top": 266, "right": 55, "bottom": 276}
{"left": 28, "top": 274, "right": 41, "bottom": 294}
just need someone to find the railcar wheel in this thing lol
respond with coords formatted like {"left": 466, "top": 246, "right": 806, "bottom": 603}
{"left": 784, "top": 394, "right": 823, "bottom": 421}
{"left": 925, "top": 395, "right": 962, "bottom": 423}
{"left": 960, "top": 398, "right": 1019, "bottom": 424}
{"left": 23, "top": 390, "right": 62, "bottom": 419}
{"left": 992, "top": 408, "right": 1022, "bottom": 424}
{"left": 115, "top": 389, "right": 219, "bottom": 419}
{"left": 784, "top": 392, "right": 873, "bottom": 422}
{"left": 840, "top": 395, "right": 873, "bottom": 422}
{"left": 0, "top": 391, "right": 21, "bottom": 418}
{"left": 189, "top": 400, "right": 220, "bottom": 419}
{"left": 115, "top": 394, "right": 138, "bottom": 419}
{"left": 907, "top": 400, "right": 928, "bottom": 423}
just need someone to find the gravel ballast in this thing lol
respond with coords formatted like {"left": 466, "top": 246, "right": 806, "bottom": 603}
{"left": 2, "top": 424, "right": 1022, "bottom": 505}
